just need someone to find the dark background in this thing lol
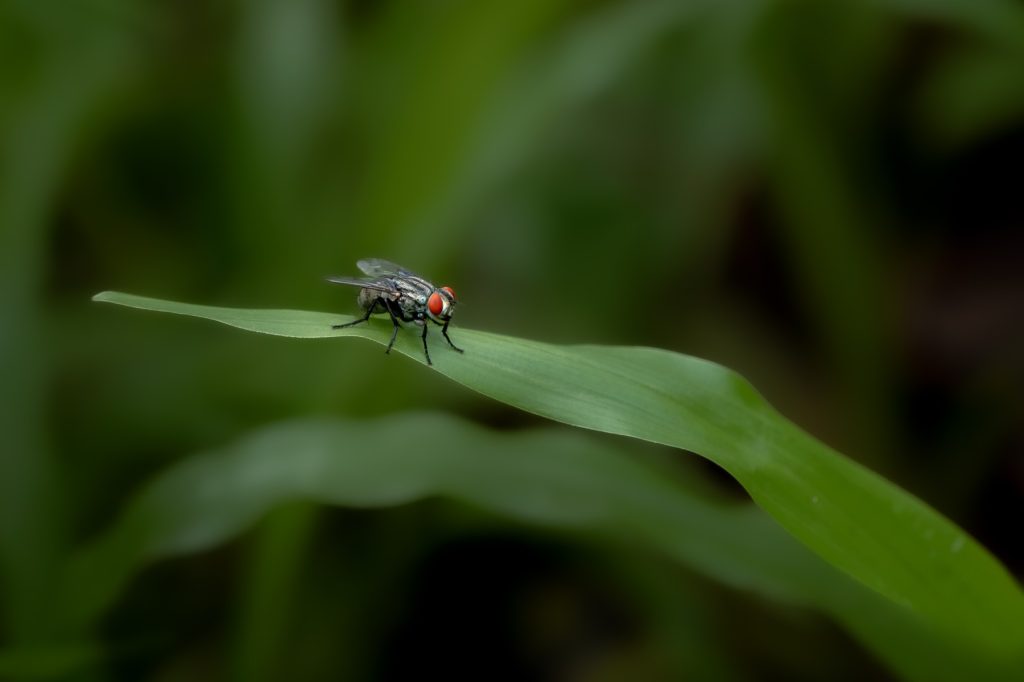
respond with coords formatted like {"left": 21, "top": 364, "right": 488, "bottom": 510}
{"left": 2, "top": 0, "right": 1023, "bottom": 679}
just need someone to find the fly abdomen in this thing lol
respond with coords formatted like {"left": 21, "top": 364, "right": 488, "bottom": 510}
{"left": 357, "top": 288, "right": 383, "bottom": 311}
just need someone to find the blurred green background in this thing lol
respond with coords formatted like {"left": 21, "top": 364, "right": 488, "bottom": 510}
{"left": 2, "top": 0, "right": 1023, "bottom": 679}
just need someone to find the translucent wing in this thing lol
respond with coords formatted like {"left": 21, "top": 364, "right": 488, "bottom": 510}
{"left": 325, "top": 275, "right": 398, "bottom": 293}
{"left": 356, "top": 258, "right": 419, "bottom": 278}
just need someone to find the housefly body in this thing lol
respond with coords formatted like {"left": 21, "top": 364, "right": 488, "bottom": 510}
{"left": 328, "top": 258, "right": 463, "bottom": 366}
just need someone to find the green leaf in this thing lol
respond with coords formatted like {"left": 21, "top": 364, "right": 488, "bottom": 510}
{"left": 91, "top": 291, "right": 1024, "bottom": 665}
{"left": 65, "top": 414, "right": 1018, "bottom": 680}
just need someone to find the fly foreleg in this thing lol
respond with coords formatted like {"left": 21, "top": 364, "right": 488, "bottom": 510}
{"left": 441, "top": 320, "right": 463, "bottom": 353}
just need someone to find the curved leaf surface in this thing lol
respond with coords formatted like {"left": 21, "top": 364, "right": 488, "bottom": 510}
{"left": 91, "top": 291, "right": 1024, "bottom": 665}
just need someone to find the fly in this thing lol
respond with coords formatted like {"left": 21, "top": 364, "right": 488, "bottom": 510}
{"left": 327, "top": 258, "right": 464, "bottom": 366}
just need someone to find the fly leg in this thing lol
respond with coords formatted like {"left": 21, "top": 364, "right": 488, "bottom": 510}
{"left": 421, "top": 322, "right": 432, "bottom": 366}
{"left": 378, "top": 301, "right": 409, "bottom": 358}
{"left": 385, "top": 303, "right": 401, "bottom": 352}
{"left": 441, "top": 320, "right": 464, "bottom": 353}
{"left": 332, "top": 299, "right": 378, "bottom": 329}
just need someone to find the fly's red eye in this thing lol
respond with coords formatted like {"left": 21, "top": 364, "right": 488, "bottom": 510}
{"left": 428, "top": 292, "right": 444, "bottom": 316}
{"left": 441, "top": 286, "right": 456, "bottom": 301}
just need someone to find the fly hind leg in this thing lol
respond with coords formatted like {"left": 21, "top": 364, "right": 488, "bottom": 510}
{"left": 332, "top": 299, "right": 379, "bottom": 329}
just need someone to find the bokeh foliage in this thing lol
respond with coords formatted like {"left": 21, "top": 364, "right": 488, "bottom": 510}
{"left": 2, "top": 0, "right": 1023, "bottom": 679}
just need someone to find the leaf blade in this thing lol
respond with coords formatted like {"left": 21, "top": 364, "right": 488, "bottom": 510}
{"left": 92, "top": 291, "right": 1024, "bottom": 661}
